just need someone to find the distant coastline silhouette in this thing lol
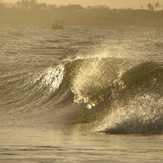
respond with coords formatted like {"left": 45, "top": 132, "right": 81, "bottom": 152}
{"left": 0, "top": 0, "right": 163, "bottom": 27}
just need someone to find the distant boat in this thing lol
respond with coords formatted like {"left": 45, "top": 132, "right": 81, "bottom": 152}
{"left": 51, "top": 22, "right": 64, "bottom": 30}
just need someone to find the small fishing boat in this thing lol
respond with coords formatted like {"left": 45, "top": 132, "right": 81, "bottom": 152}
{"left": 51, "top": 22, "right": 64, "bottom": 30}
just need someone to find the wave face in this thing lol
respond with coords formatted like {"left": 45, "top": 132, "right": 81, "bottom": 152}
{"left": 1, "top": 56, "right": 163, "bottom": 134}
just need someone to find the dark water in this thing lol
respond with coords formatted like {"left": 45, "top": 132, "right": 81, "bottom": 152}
{"left": 0, "top": 25, "right": 163, "bottom": 162}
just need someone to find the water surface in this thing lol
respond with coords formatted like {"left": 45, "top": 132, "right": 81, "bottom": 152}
{"left": 0, "top": 25, "right": 163, "bottom": 162}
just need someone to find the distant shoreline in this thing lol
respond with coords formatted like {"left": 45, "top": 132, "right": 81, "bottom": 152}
{"left": 0, "top": 3, "right": 163, "bottom": 28}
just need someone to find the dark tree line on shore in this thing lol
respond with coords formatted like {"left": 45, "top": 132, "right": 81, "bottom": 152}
{"left": 0, "top": 0, "right": 84, "bottom": 11}
{"left": 0, "top": 0, "right": 163, "bottom": 27}
{"left": 0, "top": 0, "right": 163, "bottom": 11}
{"left": 147, "top": 2, "right": 162, "bottom": 11}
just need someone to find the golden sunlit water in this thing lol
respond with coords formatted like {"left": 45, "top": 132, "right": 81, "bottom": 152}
{"left": 0, "top": 23, "right": 163, "bottom": 162}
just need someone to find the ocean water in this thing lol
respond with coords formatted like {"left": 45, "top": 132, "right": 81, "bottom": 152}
{"left": 0, "top": 25, "right": 163, "bottom": 162}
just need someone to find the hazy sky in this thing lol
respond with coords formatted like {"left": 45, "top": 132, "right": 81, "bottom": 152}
{"left": 4, "top": 0, "right": 163, "bottom": 9}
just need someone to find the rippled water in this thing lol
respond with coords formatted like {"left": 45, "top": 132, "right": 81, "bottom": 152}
{"left": 0, "top": 25, "right": 163, "bottom": 162}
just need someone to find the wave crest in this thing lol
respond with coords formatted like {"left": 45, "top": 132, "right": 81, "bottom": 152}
{"left": 1, "top": 56, "right": 163, "bottom": 134}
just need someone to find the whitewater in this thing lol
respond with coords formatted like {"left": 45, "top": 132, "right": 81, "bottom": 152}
{"left": 0, "top": 25, "right": 163, "bottom": 162}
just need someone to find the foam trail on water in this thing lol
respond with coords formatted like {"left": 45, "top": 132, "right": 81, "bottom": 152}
{"left": 94, "top": 93, "right": 163, "bottom": 134}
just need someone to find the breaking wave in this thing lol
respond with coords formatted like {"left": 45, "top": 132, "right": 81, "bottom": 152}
{"left": 0, "top": 56, "right": 163, "bottom": 134}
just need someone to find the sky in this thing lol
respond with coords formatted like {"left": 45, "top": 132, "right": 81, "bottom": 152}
{"left": 3, "top": 0, "right": 163, "bottom": 9}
